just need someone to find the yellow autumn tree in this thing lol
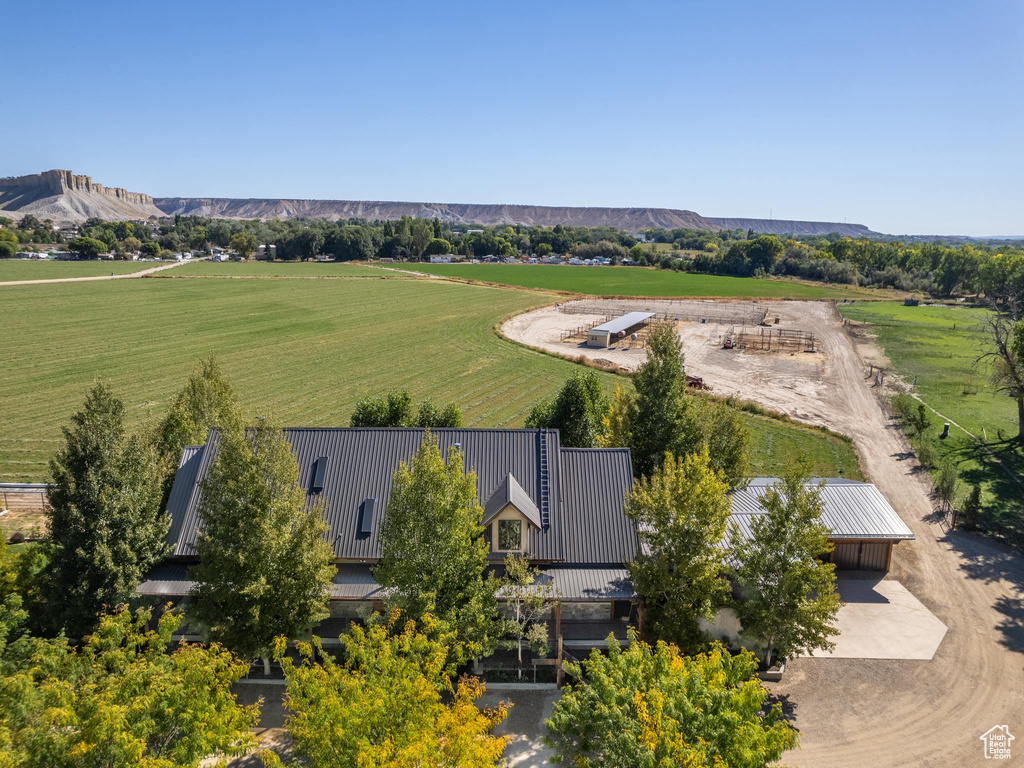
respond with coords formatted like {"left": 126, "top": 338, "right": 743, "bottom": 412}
{"left": 265, "top": 612, "right": 509, "bottom": 768}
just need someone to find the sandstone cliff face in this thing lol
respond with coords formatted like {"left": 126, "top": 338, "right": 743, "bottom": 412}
{"left": 0, "top": 169, "right": 164, "bottom": 223}
{"left": 152, "top": 197, "right": 719, "bottom": 230}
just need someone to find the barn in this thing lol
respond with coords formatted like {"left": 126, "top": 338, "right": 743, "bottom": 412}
{"left": 729, "top": 478, "right": 914, "bottom": 572}
{"left": 586, "top": 312, "right": 655, "bottom": 348}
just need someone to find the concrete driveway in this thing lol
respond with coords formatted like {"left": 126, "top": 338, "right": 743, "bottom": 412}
{"left": 807, "top": 577, "right": 947, "bottom": 660}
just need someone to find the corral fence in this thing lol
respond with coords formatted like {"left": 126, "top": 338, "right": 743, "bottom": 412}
{"left": 0, "top": 483, "right": 48, "bottom": 513}
{"left": 730, "top": 326, "right": 816, "bottom": 353}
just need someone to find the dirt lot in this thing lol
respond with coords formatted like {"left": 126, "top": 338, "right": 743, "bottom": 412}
{"left": 503, "top": 299, "right": 1024, "bottom": 767}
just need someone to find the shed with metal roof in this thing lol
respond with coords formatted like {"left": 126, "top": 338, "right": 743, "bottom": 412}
{"left": 586, "top": 312, "right": 655, "bottom": 348}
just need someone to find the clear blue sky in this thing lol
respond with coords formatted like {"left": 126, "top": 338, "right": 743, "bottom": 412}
{"left": 3, "top": 1, "right": 1021, "bottom": 236}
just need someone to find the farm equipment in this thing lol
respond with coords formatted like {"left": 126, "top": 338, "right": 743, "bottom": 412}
{"left": 686, "top": 375, "right": 710, "bottom": 390}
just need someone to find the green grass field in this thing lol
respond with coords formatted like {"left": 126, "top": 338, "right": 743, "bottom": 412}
{"left": 172, "top": 261, "right": 393, "bottom": 277}
{"left": 0, "top": 260, "right": 159, "bottom": 281}
{"left": 0, "top": 276, "right": 861, "bottom": 482}
{"left": 839, "top": 301, "right": 1022, "bottom": 544}
{"left": 388, "top": 263, "right": 870, "bottom": 299}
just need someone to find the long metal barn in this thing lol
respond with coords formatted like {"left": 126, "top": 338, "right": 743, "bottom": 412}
{"left": 586, "top": 312, "right": 655, "bottom": 348}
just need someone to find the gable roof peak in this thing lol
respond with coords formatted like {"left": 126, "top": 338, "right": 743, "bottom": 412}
{"left": 483, "top": 472, "right": 542, "bottom": 528}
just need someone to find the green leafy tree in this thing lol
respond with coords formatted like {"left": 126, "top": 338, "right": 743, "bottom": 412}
{"left": 374, "top": 434, "right": 499, "bottom": 662}
{"left": 689, "top": 398, "right": 750, "bottom": 489}
{"left": 189, "top": 416, "right": 335, "bottom": 673}
{"left": 979, "top": 313, "right": 1024, "bottom": 442}
{"left": 626, "top": 448, "right": 731, "bottom": 651}
{"left": 140, "top": 241, "right": 160, "bottom": 257}
{"left": 0, "top": 607, "right": 259, "bottom": 767}
{"left": 628, "top": 323, "right": 697, "bottom": 478}
{"left": 45, "top": 384, "right": 168, "bottom": 637}
{"left": 544, "top": 632, "right": 796, "bottom": 768}
{"left": 731, "top": 469, "right": 841, "bottom": 668}
{"left": 961, "top": 483, "right": 983, "bottom": 530}
{"left": 415, "top": 399, "right": 463, "bottom": 428}
{"left": 264, "top": 613, "right": 508, "bottom": 768}
{"left": 229, "top": 232, "right": 257, "bottom": 260}
{"left": 525, "top": 370, "right": 608, "bottom": 448}
{"left": 156, "top": 358, "right": 238, "bottom": 465}
{"left": 350, "top": 390, "right": 462, "bottom": 428}
{"left": 68, "top": 236, "right": 109, "bottom": 258}
{"left": 0, "top": 240, "right": 15, "bottom": 259}
{"left": 499, "top": 554, "right": 557, "bottom": 674}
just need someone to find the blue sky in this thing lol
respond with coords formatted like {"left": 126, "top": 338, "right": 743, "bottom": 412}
{"left": 3, "top": 1, "right": 1021, "bottom": 235}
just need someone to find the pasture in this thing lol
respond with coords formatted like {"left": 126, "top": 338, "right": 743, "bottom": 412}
{"left": 839, "top": 301, "right": 1023, "bottom": 543}
{"left": 0, "top": 276, "right": 861, "bottom": 482}
{"left": 0, "top": 259, "right": 158, "bottom": 281}
{"left": 172, "top": 261, "right": 393, "bottom": 277}
{"left": 388, "top": 262, "right": 870, "bottom": 299}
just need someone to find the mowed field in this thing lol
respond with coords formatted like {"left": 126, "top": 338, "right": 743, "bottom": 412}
{"left": 839, "top": 301, "right": 1023, "bottom": 542}
{"left": 0, "top": 259, "right": 158, "bottom": 281}
{"left": 390, "top": 262, "right": 870, "bottom": 299}
{"left": 0, "top": 275, "right": 861, "bottom": 482}
{"left": 172, "top": 261, "right": 393, "bottom": 277}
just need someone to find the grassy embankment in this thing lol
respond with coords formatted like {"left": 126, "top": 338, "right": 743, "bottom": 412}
{"left": 388, "top": 262, "right": 873, "bottom": 300}
{"left": 0, "top": 260, "right": 159, "bottom": 280}
{"left": 0, "top": 275, "right": 861, "bottom": 489}
{"left": 839, "top": 301, "right": 1023, "bottom": 544}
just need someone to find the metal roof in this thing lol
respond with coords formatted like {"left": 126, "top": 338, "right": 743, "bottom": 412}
{"left": 163, "top": 428, "right": 635, "bottom": 566}
{"left": 139, "top": 561, "right": 635, "bottom": 601}
{"left": 482, "top": 473, "right": 542, "bottom": 528}
{"left": 729, "top": 478, "right": 914, "bottom": 541}
{"left": 589, "top": 312, "right": 655, "bottom": 335}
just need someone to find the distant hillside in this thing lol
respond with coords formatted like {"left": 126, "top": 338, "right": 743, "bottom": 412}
{"left": 152, "top": 197, "right": 720, "bottom": 230}
{"left": 706, "top": 217, "right": 875, "bottom": 237}
{"left": 0, "top": 170, "right": 165, "bottom": 224}
{"left": 0, "top": 169, "right": 879, "bottom": 236}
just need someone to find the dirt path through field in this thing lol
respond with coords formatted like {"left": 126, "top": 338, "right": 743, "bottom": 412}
{"left": 0, "top": 259, "right": 186, "bottom": 287}
{"left": 503, "top": 300, "right": 1024, "bottom": 766}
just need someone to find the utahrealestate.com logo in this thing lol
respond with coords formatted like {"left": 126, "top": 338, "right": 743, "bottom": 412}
{"left": 980, "top": 726, "right": 1014, "bottom": 760}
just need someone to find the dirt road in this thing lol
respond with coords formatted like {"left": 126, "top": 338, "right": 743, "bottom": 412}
{"left": 0, "top": 259, "right": 187, "bottom": 287}
{"left": 504, "top": 300, "right": 1024, "bottom": 767}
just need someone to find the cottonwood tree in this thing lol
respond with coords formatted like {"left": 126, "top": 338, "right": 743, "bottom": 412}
{"left": 46, "top": 384, "right": 168, "bottom": 637}
{"left": 499, "top": 554, "right": 557, "bottom": 675}
{"left": 0, "top": 607, "right": 259, "bottom": 767}
{"left": 189, "top": 416, "right": 335, "bottom": 674}
{"left": 626, "top": 448, "right": 731, "bottom": 651}
{"left": 978, "top": 310, "right": 1024, "bottom": 442}
{"left": 375, "top": 434, "right": 499, "bottom": 662}
{"left": 265, "top": 614, "right": 508, "bottom": 768}
{"left": 229, "top": 231, "right": 257, "bottom": 259}
{"left": 731, "top": 469, "right": 841, "bottom": 668}
{"left": 525, "top": 370, "right": 608, "bottom": 448}
{"left": 156, "top": 358, "right": 239, "bottom": 465}
{"left": 544, "top": 632, "right": 796, "bottom": 768}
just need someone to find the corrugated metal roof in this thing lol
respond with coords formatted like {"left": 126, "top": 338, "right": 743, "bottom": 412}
{"left": 590, "top": 312, "right": 655, "bottom": 335}
{"left": 139, "top": 561, "right": 634, "bottom": 602}
{"left": 559, "top": 448, "right": 637, "bottom": 564}
{"left": 729, "top": 478, "right": 914, "bottom": 541}
{"left": 540, "top": 566, "right": 636, "bottom": 600}
{"left": 482, "top": 473, "right": 542, "bottom": 528}
{"left": 165, "top": 428, "right": 635, "bottom": 566}
{"left": 164, "top": 446, "right": 204, "bottom": 548}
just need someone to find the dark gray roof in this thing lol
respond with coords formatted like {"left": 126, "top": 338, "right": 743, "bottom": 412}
{"left": 483, "top": 473, "right": 541, "bottom": 528}
{"left": 139, "top": 561, "right": 636, "bottom": 601}
{"left": 729, "top": 478, "right": 914, "bottom": 541}
{"left": 163, "top": 428, "right": 635, "bottom": 566}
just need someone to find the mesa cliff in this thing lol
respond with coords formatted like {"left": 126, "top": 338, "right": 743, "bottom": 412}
{"left": 0, "top": 170, "right": 165, "bottom": 224}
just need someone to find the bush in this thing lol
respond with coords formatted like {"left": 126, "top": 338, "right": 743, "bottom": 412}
{"left": 914, "top": 439, "right": 935, "bottom": 469}
{"left": 0, "top": 240, "right": 15, "bottom": 259}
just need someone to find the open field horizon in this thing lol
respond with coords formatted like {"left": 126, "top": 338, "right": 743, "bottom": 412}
{"left": 0, "top": 274, "right": 861, "bottom": 483}
{"left": 389, "top": 262, "right": 878, "bottom": 299}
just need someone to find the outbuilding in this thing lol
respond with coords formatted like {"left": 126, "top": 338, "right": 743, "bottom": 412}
{"left": 586, "top": 311, "right": 655, "bottom": 348}
{"left": 729, "top": 478, "right": 914, "bottom": 572}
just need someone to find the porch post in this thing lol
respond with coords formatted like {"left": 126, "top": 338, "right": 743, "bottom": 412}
{"left": 553, "top": 601, "right": 562, "bottom": 640}
{"left": 636, "top": 601, "right": 644, "bottom": 640}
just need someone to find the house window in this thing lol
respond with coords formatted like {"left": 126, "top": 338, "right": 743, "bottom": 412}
{"left": 497, "top": 519, "right": 522, "bottom": 551}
